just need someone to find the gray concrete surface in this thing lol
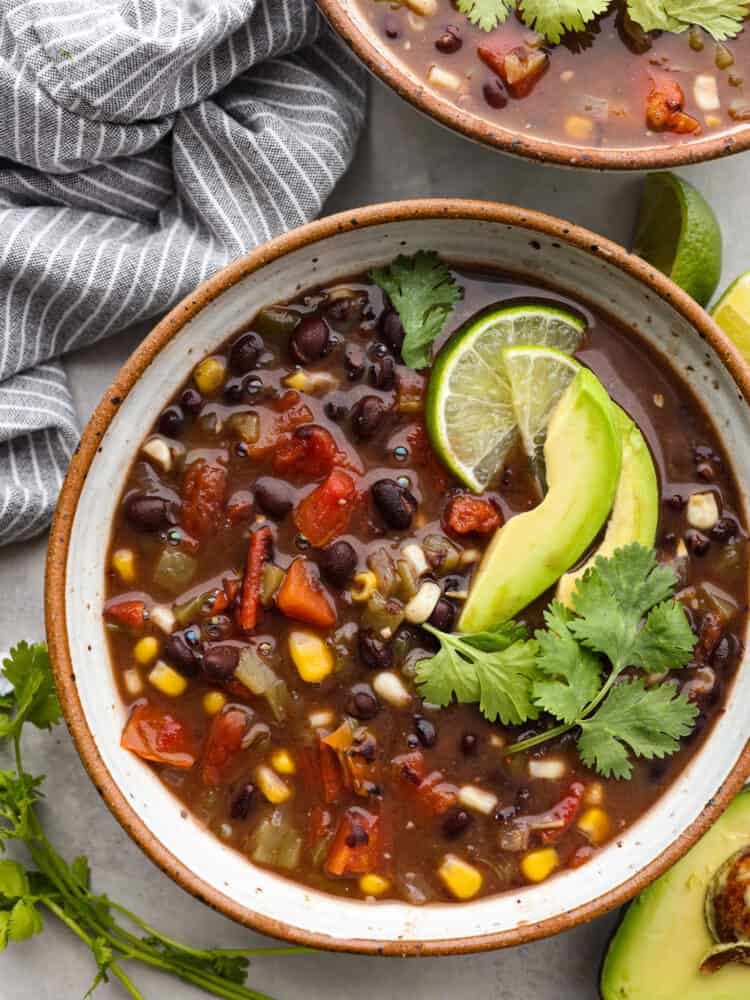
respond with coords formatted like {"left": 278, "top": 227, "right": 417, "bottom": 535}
{"left": 2, "top": 78, "right": 749, "bottom": 999}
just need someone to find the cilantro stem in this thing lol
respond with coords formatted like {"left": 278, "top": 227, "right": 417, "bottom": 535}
{"left": 504, "top": 721, "right": 572, "bottom": 756}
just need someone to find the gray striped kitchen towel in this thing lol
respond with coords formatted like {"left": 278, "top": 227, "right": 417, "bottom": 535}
{"left": 0, "top": 0, "right": 365, "bottom": 546}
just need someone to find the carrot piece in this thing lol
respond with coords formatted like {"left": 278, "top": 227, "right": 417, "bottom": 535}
{"left": 308, "top": 804, "right": 333, "bottom": 848}
{"left": 238, "top": 526, "right": 274, "bottom": 632}
{"left": 181, "top": 460, "right": 228, "bottom": 539}
{"left": 276, "top": 558, "right": 336, "bottom": 628}
{"left": 324, "top": 807, "right": 381, "bottom": 877}
{"left": 416, "top": 772, "right": 458, "bottom": 816}
{"left": 121, "top": 702, "right": 196, "bottom": 768}
{"left": 646, "top": 75, "right": 699, "bottom": 134}
{"left": 104, "top": 597, "right": 146, "bottom": 633}
{"left": 293, "top": 469, "right": 357, "bottom": 547}
{"left": 201, "top": 705, "right": 251, "bottom": 786}
{"left": 444, "top": 495, "right": 502, "bottom": 535}
{"left": 323, "top": 720, "right": 355, "bottom": 752}
{"left": 540, "top": 781, "right": 585, "bottom": 845}
{"left": 478, "top": 44, "right": 548, "bottom": 98}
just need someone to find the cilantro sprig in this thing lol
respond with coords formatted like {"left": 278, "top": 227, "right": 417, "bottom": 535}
{"left": 370, "top": 251, "right": 461, "bottom": 369}
{"left": 0, "top": 642, "right": 303, "bottom": 999}
{"left": 415, "top": 544, "right": 699, "bottom": 779}
{"left": 456, "top": 0, "right": 749, "bottom": 42}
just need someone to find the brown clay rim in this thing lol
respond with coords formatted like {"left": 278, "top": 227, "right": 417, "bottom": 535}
{"left": 47, "top": 199, "right": 750, "bottom": 956}
{"left": 317, "top": 0, "right": 750, "bottom": 171}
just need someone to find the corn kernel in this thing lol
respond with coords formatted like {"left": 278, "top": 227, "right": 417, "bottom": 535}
{"left": 577, "top": 806, "right": 611, "bottom": 846}
{"left": 359, "top": 874, "right": 390, "bottom": 896}
{"left": 351, "top": 571, "right": 377, "bottom": 602}
{"left": 437, "top": 854, "right": 483, "bottom": 900}
{"left": 142, "top": 437, "right": 172, "bottom": 472}
{"left": 148, "top": 660, "right": 187, "bottom": 697}
{"left": 282, "top": 370, "right": 310, "bottom": 392}
{"left": 111, "top": 548, "right": 136, "bottom": 585}
{"left": 123, "top": 668, "right": 144, "bottom": 696}
{"left": 521, "top": 847, "right": 560, "bottom": 884}
{"left": 256, "top": 764, "right": 292, "bottom": 804}
{"left": 404, "top": 0, "right": 437, "bottom": 13}
{"left": 133, "top": 635, "right": 159, "bottom": 665}
{"left": 583, "top": 781, "right": 604, "bottom": 806}
{"left": 686, "top": 491, "right": 719, "bottom": 530}
{"left": 565, "top": 114, "right": 594, "bottom": 141}
{"left": 193, "top": 356, "right": 226, "bottom": 395}
{"left": 203, "top": 690, "right": 227, "bottom": 716}
{"left": 271, "top": 749, "right": 296, "bottom": 775}
{"left": 288, "top": 630, "right": 334, "bottom": 684}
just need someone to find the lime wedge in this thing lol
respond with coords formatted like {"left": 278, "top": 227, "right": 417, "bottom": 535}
{"left": 502, "top": 346, "right": 582, "bottom": 463}
{"left": 632, "top": 173, "right": 722, "bottom": 308}
{"left": 425, "top": 304, "right": 585, "bottom": 492}
{"left": 711, "top": 271, "right": 750, "bottom": 360}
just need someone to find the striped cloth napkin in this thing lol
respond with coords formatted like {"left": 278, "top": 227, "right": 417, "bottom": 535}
{"left": 0, "top": 0, "right": 365, "bottom": 546}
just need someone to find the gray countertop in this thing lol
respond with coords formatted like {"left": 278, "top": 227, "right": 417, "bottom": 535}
{"left": 2, "top": 80, "right": 749, "bottom": 999}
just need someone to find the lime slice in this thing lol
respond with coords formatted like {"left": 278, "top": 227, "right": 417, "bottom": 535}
{"left": 425, "top": 304, "right": 586, "bottom": 492}
{"left": 711, "top": 271, "right": 750, "bottom": 360}
{"left": 502, "top": 346, "right": 582, "bottom": 462}
{"left": 632, "top": 173, "right": 722, "bottom": 308}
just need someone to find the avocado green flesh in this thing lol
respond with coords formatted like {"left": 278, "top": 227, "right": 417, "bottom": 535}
{"left": 601, "top": 790, "right": 750, "bottom": 1000}
{"left": 557, "top": 406, "right": 658, "bottom": 608}
{"left": 458, "top": 368, "right": 621, "bottom": 631}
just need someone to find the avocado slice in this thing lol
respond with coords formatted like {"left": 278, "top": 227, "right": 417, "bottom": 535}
{"left": 557, "top": 406, "right": 658, "bottom": 608}
{"left": 601, "top": 790, "right": 750, "bottom": 999}
{"left": 458, "top": 368, "right": 621, "bottom": 631}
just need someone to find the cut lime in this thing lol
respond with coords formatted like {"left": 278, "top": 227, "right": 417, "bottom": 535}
{"left": 711, "top": 271, "right": 750, "bottom": 360}
{"left": 632, "top": 173, "right": 722, "bottom": 308}
{"left": 502, "top": 346, "right": 581, "bottom": 463}
{"left": 425, "top": 304, "right": 586, "bottom": 492}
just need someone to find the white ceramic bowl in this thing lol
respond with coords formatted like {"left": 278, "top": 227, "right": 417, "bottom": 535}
{"left": 47, "top": 200, "right": 750, "bottom": 955}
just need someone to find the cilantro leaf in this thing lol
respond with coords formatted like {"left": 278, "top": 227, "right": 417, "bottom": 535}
{"left": 414, "top": 636, "right": 480, "bottom": 707}
{"left": 8, "top": 898, "right": 43, "bottom": 942}
{"left": 631, "top": 600, "right": 696, "bottom": 672}
{"left": 664, "top": 0, "right": 749, "bottom": 40}
{"left": 0, "top": 860, "right": 30, "bottom": 901}
{"left": 577, "top": 679, "right": 699, "bottom": 779}
{"left": 625, "top": 0, "right": 682, "bottom": 32}
{"left": 461, "top": 620, "right": 530, "bottom": 653}
{"left": 456, "top": 0, "right": 514, "bottom": 30}
{"left": 0, "top": 642, "right": 61, "bottom": 738}
{"left": 532, "top": 602, "right": 601, "bottom": 724}
{"left": 476, "top": 639, "right": 540, "bottom": 723}
{"left": 520, "top": 0, "right": 612, "bottom": 43}
{"left": 370, "top": 251, "right": 460, "bottom": 369}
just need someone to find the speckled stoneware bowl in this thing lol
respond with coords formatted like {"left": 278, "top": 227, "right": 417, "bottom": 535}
{"left": 317, "top": 0, "right": 750, "bottom": 171}
{"left": 46, "top": 200, "right": 750, "bottom": 955}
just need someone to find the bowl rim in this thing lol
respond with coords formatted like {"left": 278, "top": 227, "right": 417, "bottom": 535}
{"left": 46, "top": 198, "right": 750, "bottom": 955}
{"left": 316, "top": 0, "right": 750, "bottom": 171}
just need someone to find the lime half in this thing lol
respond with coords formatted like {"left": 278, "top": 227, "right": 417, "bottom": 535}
{"left": 632, "top": 173, "right": 722, "bottom": 308}
{"left": 503, "top": 346, "right": 582, "bottom": 462}
{"left": 425, "top": 304, "right": 586, "bottom": 492}
{"left": 711, "top": 271, "right": 750, "bottom": 360}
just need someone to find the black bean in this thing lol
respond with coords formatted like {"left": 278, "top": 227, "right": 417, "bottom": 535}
{"left": 164, "top": 630, "right": 203, "bottom": 677}
{"left": 428, "top": 598, "right": 456, "bottom": 632}
{"left": 223, "top": 377, "right": 245, "bottom": 404}
{"left": 202, "top": 643, "right": 240, "bottom": 683}
{"left": 665, "top": 493, "right": 685, "bottom": 511}
{"left": 320, "top": 540, "right": 357, "bottom": 588}
{"left": 442, "top": 809, "right": 472, "bottom": 839}
{"left": 369, "top": 356, "right": 396, "bottom": 391}
{"left": 345, "top": 824, "right": 369, "bottom": 848}
{"left": 180, "top": 388, "right": 202, "bottom": 416}
{"left": 229, "top": 332, "right": 263, "bottom": 374}
{"left": 203, "top": 615, "right": 233, "bottom": 641}
{"left": 435, "top": 26, "right": 462, "bottom": 54}
{"left": 460, "top": 732, "right": 478, "bottom": 755}
{"left": 483, "top": 79, "right": 508, "bottom": 109}
{"left": 711, "top": 516, "right": 739, "bottom": 543}
{"left": 290, "top": 316, "right": 329, "bottom": 364}
{"left": 230, "top": 783, "right": 256, "bottom": 820}
{"left": 344, "top": 345, "right": 366, "bottom": 380}
{"left": 379, "top": 308, "right": 405, "bottom": 354}
{"left": 324, "top": 401, "right": 348, "bottom": 422}
{"left": 711, "top": 633, "right": 738, "bottom": 669}
{"left": 242, "top": 374, "right": 264, "bottom": 400}
{"left": 414, "top": 716, "right": 437, "bottom": 747}
{"left": 158, "top": 406, "right": 184, "bottom": 437}
{"left": 254, "top": 477, "right": 293, "bottom": 520}
{"left": 685, "top": 529, "right": 710, "bottom": 556}
{"left": 326, "top": 293, "right": 365, "bottom": 330}
{"left": 351, "top": 395, "right": 387, "bottom": 439}
{"left": 358, "top": 629, "right": 394, "bottom": 670}
{"left": 347, "top": 684, "right": 380, "bottom": 720}
{"left": 123, "top": 492, "right": 170, "bottom": 532}
{"left": 383, "top": 14, "right": 399, "bottom": 38}
{"left": 371, "top": 478, "right": 417, "bottom": 531}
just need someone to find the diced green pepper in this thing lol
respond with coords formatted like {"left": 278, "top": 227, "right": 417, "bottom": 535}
{"left": 249, "top": 813, "right": 302, "bottom": 869}
{"left": 253, "top": 307, "right": 300, "bottom": 339}
{"left": 227, "top": 412, "right": 260, "bottom": 444}
{"left": 173, "top": 589, "right": 215, "bottom": 627}
{"left": 153, "top": 548, "right": 197, "bottom": 595}
{"left": 422, "top": 534, "right": 461, "bottom": 575}
{"left": 260, "top": 563, "right": 285, "bottom": 607}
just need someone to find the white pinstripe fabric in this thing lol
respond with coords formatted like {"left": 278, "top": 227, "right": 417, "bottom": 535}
{"left": 0, "top": 0, "right": 365, "bottom": 545}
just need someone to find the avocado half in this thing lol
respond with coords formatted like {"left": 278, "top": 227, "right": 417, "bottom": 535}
{"left": 458, "top": 368, "right": 621, "bottom": 630}
{"left": 557, "top": 405, "right": 659, "bottom": 608}
{"left": 601, "top": 789, "right": 750, "bottom": 999}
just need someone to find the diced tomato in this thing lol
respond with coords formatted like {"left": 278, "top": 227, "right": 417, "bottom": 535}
{"left": 319, "top": 739, "right": 347, "bottom": 804}
{"left": 201, "top": 705, "right": 252, "bottom": 785}
{"left": 104, "top": 597, "right": 146, "bottom": 633}
{"left": 226, "top": 490, "right": 253, "bottom": 523}
{"left": 243, "top": 391, "right": 315, "bottom": 462}
{"left": 646, "top": 75, "right": 700, "bottom": 134}
{"left": 181, "top": 460, "right": 227, "bottom": 539}
{"left": 308, "top": 804, "right": 333, "bottom": 847}
{"left": 272, "top": 425, "right": 339, "bottom": 480}
{"left": 392, "top": 750, "right": 427, "bottom": 789}
{"left": 392, "top": 752, "right": 456, "bottom": 815}
{"left": 238, "top": 526, "right": 274, "bottom": 632}
{"left": 276, "top": 558, "right": 337, "bottom": 628}
{"left": 540, "top": 781, "right": 586, "bottom": 845}
{"left": 121, "top": 702, "right": 196, "bottom": 768}
{"left": 444, "top": 495, "right": 502, "bottom": 535}
{"left": 293, "top": 469, "right": 357, "bottom": 547}
{"left": 324, "top": 807, "right": 382, "bottom": 877}
{"left": 569, "top": 845, "right": 595, "bottom": 869}
{"left": 478, "top": 45, "right": 548, "bottom": 98}
{"left": 407, "top": 422, "right": 452, "bottom": 492}
{"left": 210, "top": 577, "right": 241, "bottom": 614}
